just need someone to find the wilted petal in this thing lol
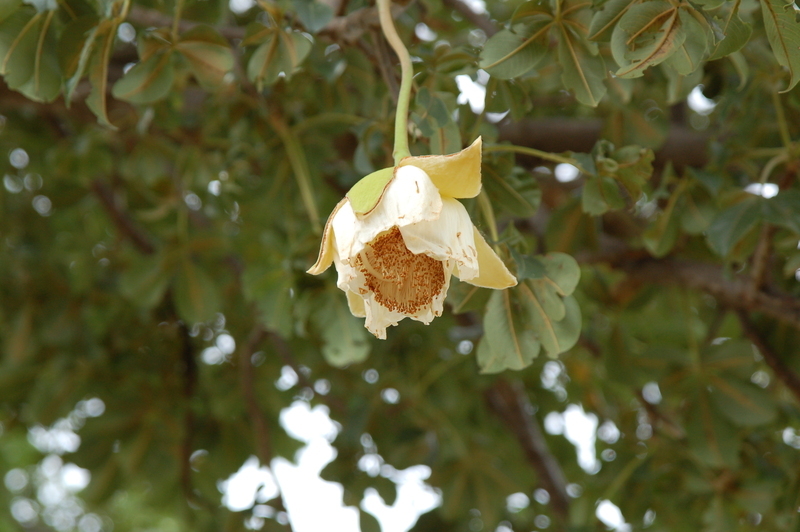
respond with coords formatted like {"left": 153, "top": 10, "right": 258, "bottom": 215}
{"left": 307, "top": 198, "right": 347, "bottom": 275}
{"left": 332, "top": 166, "right": 443, "bottom": 261}
{"left": 399, "top": 198, "right": 479, "bottom": 281}
{"left": 398, "top": 137, "right": 482, "bottom": 199}
{"left": 459, "top": 226, "right": 517, "bottom": 289}
{"left": 346, "top": 290, "right": 366, "bottom": 318}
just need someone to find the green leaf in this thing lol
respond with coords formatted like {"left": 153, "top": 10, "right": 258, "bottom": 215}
{"left": 482, "top": 165, "right": 541, "bottom": 217}
{"left": 588, "top": 0, "right": 638, "bottom": 41}
{"left": 686, "top": 390, "right": 741, "bottom": 468}
{"left": 611, "top": 2, "right": 683, "bottom": 78}
{"left": 247, "top": 29, "right": 311, "bottom": 90}
{"left": 0, "top": 0, "right": 22, "bottom": 24}
{"left": 515, "top": 252, "right": 581, "bottom": 357}
{"left": 293, "top": 0, "right": 334, "bottom": 33}
{"left": 347, "top": 167, "right": 395, "bottom": 215}
{"left": 0, "top": 8, "right": 60, "bottom": 101}
{"left": 430, "top": 122, "right": 462, "bottom": 156}
{"left": 663, "top": 63, "right": 703, "bottom": 104}
{"left": 642, "top": 199, "right": 680, "bottom": 257}
{"left": 174, "top": 260, "right": 221, "bottom": 324}
{"left": 242, "top": 266, "right": 294, "bottom": 338}
{"left": 761, "top": 0, "right": 800, "bottom": 91}
{"left": 509, "top": 248, "right": 547, "bottom": 281}
{"left": 582, "top": 175, "right": 624, "bottom": 215}
{"left": 313, "top": 291, "right": 371, "bottom": 368}
{"left": 557, "top": 26, "right": 607, "bottom": 107}
{"left": 59, "top": 15, "right": 100, "bottom": 101}
{"left": 85, "top": 20, "right": 118, "bottom": 128}
{"left": 119, "top": 254, "right": 169, "bottom": 310}
{"left": 175, "top": 25, "right": 234, "bottom": 90}
{"left": 479, "top": 22, "right": 550, "bottom": 80}
{"left": 477, "top": 289, "right": 541, "bottom": 373}
{"left": 709, "top": 10, "right": 752, "bottom": 61}
{"left": 706, "top": 199, "right": 762, "bottom": 257}
{"left": 663, "top": 9, "right": 710, "bottom": 75}
{"left": 708, "top": 375, "right": 777, "bottom": 427}
{"left": 761, "top": 189, "right": 800, "bottom": 234}
{"left": 111, "top": 50, "right": 175, "bottom": 104}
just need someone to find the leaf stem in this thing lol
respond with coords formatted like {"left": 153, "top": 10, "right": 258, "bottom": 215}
{"left": 771, "top": 90, "right": 792, "bottom": 150}
{"left": 483, "top": 144, "right": 584, "bottom": 170}
{"left": 377, "top": 0, "right": 413, "bottom": 164}
{"left": 477, "top": 191, "right": 500, "bottom": 246}
{"left": 172, "top": 0, "right": 186, "bottom": 41}
{"left": 269, "top": 112, "right": 322, "bottom": 234}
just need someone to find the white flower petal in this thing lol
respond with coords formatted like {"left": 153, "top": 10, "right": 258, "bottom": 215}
{"left": 331, "top": 166, "right": 443, "bottom": 262}
{"left": 399, "top": 198, "right": 479, "bottom": 281}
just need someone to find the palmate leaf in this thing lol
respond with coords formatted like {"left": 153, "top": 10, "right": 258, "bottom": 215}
{"left": 175, "top": 25, "right": 234, "bottom": 90}
{"left": 709, "top": 8, "right": 752, "bottom": 61}
{"left": 706, "top": 198, "right": 762, "bottom": 257}
{"left": 588, "top": 0, "right": 639, "bottom": 41}
{"left": 761, "top": 0, "right": 800, "bottom": 91}
{"left": 663, "top": 9, "right": 710, "bottom": 75}
{"left": 478, "top": 252, "right": 581, "bottom": 373}
{"left": 477, "top": 289, "right": 541, "bottom": 373}
{"left": 611, "top": 1, "right": 684, "bottom": 78}
{"left": 59, "top": 14, "right": 100, "bottom": 101}
{"left": 85, "top": 20, "right": 119, "bottom": 128}
{"left": 247, "top": 27, "right": 312, "bottom": 90}
{"left": 478, "top": 22, "right": 550, "bottom": 80}
{"left": 174, "top": 260, "right": 221, "bottom": 325}
{"left": 557, "top": 24, "right": 607, "bottom": 107}
{"left": 312, "top": 290, "right": 371, "bottom": 368}
{"left": 112, "top": 50, "right": 175, "bottom": 104}
{"left": 0, "top": 7, "right": 61, "bottom": 102}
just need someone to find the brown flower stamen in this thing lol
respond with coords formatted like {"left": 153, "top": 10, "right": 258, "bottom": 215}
{"left": 356, "top": 227, "right": 446, "bottom": 315}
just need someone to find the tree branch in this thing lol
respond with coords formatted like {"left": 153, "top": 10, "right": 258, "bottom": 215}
{"left": 485, "top": 379, "right": 570, "bottom": 522}
{"left": 90, "top": 178, "right": 156, "bottom": 255}
{"left": 442, "top": 0, "right": 498, "bottom": 36}
{"left": 590, "top": 254, "right": 800, "bottom": 331}
{"left": 239, "top": 325, "right": 274, "bottom": 464}
{"left": 736, "top": 310, "right": 800, "bottom": 404}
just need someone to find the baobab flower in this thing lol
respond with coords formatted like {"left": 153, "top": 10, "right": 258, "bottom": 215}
{"left": 308, "top": 138, "right": 517, "bottom": 339}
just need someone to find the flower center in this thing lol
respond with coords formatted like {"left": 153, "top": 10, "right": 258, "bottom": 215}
{"left": 357, "top": 227, "right": 446, "bottom": 315}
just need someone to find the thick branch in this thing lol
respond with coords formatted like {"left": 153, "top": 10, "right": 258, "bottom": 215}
{"left": 442, "top": 0, "right": 498, "bottom": 36}
{"left": 91, "top": 179, "right": 156, "bottom": 255}
{"left": 592, "top": 255, "right": 800, "bottom": 330}
{"left": 498, "top": 119, "right": 710, "bottom": 169}
{"left": 485, "top": 379, "right": 570, "bottom": 522}
{"left": 239, "top": 325, "right": 274, "bottom": 464}
{"left": 736, "top": 310, "right": 800, "bottom": 404}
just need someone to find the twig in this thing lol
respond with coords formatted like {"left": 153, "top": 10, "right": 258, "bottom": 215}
{"left": 736, "top": 310, "right": 800, "bottom": 404}
{"left": 372, "top": 28, "right": 400, "bottom": 104}
{"left": 90, "top": 178, "right": 156, "bottom": 255}
{"left": 746, "top": 224, "right": 776, "bottom": 304}
{"left": 588, "top": 254, "right": 800, "bottom": 331}
{"left": 442, "top": 0, "right": 498, "bottom": 36}
{"left": 267, "top": 330, "right": 348, "bottom": 415}
{"left": 634, "top": 390, "right": 685, "bottom": 440}
{"left": 239, "top": 325, "right": 274, "bottom": 464}
{"left": 485, "top": 379, "right": 570, "bottom": 522}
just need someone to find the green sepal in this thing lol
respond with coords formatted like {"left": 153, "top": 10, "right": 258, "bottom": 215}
{"left": 346, "top": 166, "right": 395, "bottom": 216}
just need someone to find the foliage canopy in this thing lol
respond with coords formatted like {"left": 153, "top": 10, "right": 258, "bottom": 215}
{"left": 2, "top": 0, "right": 800, "bottom": 530}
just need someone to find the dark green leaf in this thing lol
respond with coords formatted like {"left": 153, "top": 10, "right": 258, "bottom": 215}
{"left": 557, "top": 26, "right": 607, "bottom": 107}
{"left": 174, "top": 260, "right": 221, "bottom": 324}
{"left": 175, "top": 25, "right": 234, "bottom": 90}
{"left": 706, "top": 199, "right": 762, "bottom": 257}
{"left": 111, "top": 50, "right": 175, "bottom": 104}
{"left": 479, "top": 22, "right": 550, "bottom": 80}
{"left": 293, "top": 0, "right": 334, "bottom": 33}
{"left": 709, "top": 375, "right": 777, "bottom": 427}
{"left": 761, "top": 0, "right": 800, "bottom": 91}
{"left": 313, "top": 291, "right": 371, "bottom": 367}
{"left": 709, "top": 10, "right": 752, "bottom": 61}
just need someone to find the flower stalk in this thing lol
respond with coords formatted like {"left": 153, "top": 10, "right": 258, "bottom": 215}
{"left": 377, "top": 0, "right": 413, "bottom": 164}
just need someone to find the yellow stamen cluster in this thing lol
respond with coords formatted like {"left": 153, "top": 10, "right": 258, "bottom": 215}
{"left": 357, "top": 227, "right": 445, "bottom": 315}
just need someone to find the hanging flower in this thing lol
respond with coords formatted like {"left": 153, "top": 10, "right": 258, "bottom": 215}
{"left": 308, "top": 138, "right": 517, "bottom": 339}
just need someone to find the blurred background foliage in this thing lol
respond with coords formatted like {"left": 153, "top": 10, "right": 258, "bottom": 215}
{"left": 2, "top": 0, "right": 800, "bottom": 530}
